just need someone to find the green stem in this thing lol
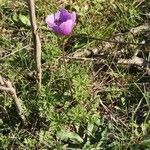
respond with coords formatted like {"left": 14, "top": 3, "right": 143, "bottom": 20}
{"left": 61, "top": 38, "right": 74, "bottom": 98}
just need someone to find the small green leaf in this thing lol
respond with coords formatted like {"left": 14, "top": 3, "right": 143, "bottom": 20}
{"left": 140, "top": 139, "right": 150, "bottom": 148}
{"left": 19, "top": 14, "right": 30, "bottom": 26}
{"left": 87, "top": 123, "right": 94, "bottom": 136}
{"left": 12, "top": 13, "right": 18, "bottom": 22}
{"left": 57, "top": 129, "right": 83, "bottom": 144}
{"left": 0, "top": 0, "right": 8, "bottom": 6}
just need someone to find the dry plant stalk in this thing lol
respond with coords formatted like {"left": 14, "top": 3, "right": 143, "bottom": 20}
{"left": 0, "top": 75, "right": 26, "bottom": 124}
{"left": 27, "top": 0, "right": 42, "bottom": 90}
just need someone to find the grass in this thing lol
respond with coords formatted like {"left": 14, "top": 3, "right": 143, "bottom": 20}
{"left": 0, "top": 0, "right": 150, "bottom": 149}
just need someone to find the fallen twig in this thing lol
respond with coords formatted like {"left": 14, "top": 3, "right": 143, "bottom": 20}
{"left": 130, "top": 23, "right": 149, "bottom": 35}
{"left": 65, "top": 56, "right": 97, "bottom": 61}
{"left": 118, "top": 56, "right": 147, "bottom": 67}
{"left": 27, "top": 0, "right": 42, "bottom": 91}
{"left": 118, "top": 56, "right": 150, "bottom": 75}
{"left": 118, "top": 50, "right": 150, "bottom": 75}
{"left": 0, "top": 75, "right": 26, "bottom": 124}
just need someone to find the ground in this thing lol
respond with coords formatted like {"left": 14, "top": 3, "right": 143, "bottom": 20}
{"left": 0, "top": 0, "right": 150, "bottom": 149}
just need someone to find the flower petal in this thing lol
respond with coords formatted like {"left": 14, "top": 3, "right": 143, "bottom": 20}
{"left": 46, "top": 14, "right": 54, "bottom": 24}
{"left": 51, "top": 26, "right": 61, "bottom": 35}
{"left": 59, "top": 8, "right": 72, "bottom": 22}
{"left": 46, "top": 14, "right": 56, "bottom": 28}
{"left": 71, "top": 12, "right": 76, "bottom": 23}
{"left": 54, "top": 10, "right": 60, "bottom": 20}
{"left": 59, "top": 20, "right": 74, "bottom": 36}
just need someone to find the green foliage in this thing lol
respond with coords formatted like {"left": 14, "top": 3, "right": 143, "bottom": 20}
{"left": 0, "top": 0, "right": 8, "bottom": 6}
{"left": 139, "top": 139, "right": 150, "bottom": 149}
{"left": 0, "top": 0, "right": 149, "bottom": 149}
{"left": 57, "top": 129, "right": 83, "bottom": 144}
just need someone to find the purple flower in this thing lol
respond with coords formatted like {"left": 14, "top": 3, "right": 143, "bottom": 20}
{"left": 46, "top": 8, "right": 76, "bottom": 36}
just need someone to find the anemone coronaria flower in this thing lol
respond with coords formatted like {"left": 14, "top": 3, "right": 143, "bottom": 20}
{"left": 46, "top": 8, "right": 76, "bottom": 36}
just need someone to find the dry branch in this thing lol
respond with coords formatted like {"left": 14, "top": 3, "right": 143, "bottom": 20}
{"left": 130, "top": 23, "right": 149, "bottom": 35}
{"left": 118, "top": 56, "right": 147, "bottom": 67}
{"left": 0, "top": 75, "right": 26, "bottom": 124}
{"left": 65, "top": 56, "right": 97, "bottom": 61}
{"left": 27, "top": 0, "right": 42, "bottom": 90}
{"left": 118, "top": 51, "right": 150, "bottom": 75}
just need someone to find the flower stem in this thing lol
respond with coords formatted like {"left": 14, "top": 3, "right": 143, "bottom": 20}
{"left": 61, "top": 39, "right": 74, "bottom": 98}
